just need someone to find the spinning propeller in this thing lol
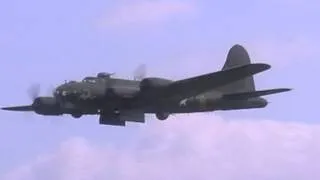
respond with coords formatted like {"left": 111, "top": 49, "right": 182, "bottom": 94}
{"left": 27, "top": 83, "right": 41, "bottom": 101}
{"left": 1, "top": 83, "right": 54, "bottom": 112}
{"left": 1, "top": 83, "right": 64, "bottom": 125}
{"left": 133, "top": 64, "right": 147, "bottom": 80}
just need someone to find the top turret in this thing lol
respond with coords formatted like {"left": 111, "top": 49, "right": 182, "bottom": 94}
{"left": 97, "top": 72, "right": 114, "bottom": 78}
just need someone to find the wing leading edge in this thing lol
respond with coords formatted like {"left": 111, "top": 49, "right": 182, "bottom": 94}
{"left": 159, "top": 63, "right": 271, "bottom": 102}
{"left": 2, "top": 105, "right": 33, "bottom": 111}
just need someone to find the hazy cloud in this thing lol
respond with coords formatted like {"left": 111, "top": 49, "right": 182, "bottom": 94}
{"left": 99, "top": 0, "right": 196, "bottom": 27}
{"left": 4, "top": 114, "right": 320, "bottom": 180}
{"left": 155, "top": 37, "right": 319, "bottom": 80}
{"left": 245, "top": 37, "right": 319, "bottom": 67}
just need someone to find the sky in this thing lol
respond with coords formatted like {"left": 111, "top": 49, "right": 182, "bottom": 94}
{"left": 0, "top": 0, "right": 319, "bottom": 179}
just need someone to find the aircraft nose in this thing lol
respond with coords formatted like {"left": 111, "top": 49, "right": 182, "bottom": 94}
{"left": 54, "top": 85, "right": 66, "bottom": 97}
{"left": 53, "top": 82, "right": 94, "bottom": 101}
{"left": 53, "top": 86, "right": 61, "bottom": 97}
{"left": 54, "top": 85, "right": 78, "bottom": 99}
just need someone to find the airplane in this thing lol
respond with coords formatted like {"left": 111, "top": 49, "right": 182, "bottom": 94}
{"left": 1, "top": 44, "right": 291, "bottom": 126}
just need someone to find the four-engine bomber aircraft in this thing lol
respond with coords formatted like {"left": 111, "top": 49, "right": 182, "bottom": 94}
{"left": 1, "top": 44, "right": 291, "bottom": 126}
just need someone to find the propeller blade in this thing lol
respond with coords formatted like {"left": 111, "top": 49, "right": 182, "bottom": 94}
{"left": 47, "top": 85, "right": 55, "bottom": 96}
{"left": 133, "top": 64, "right": 147, "bottom": 80}
{"left": 27, "top": 84, "right": 40, "bottom": 100}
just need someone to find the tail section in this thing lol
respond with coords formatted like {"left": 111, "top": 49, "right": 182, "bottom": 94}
{"left": 210, "top": 44, "right": 291, "bottom": 111}
{"left": 218, "top": 44, "right": 256, "bottom": 94}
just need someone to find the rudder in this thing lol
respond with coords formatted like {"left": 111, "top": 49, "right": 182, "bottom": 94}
{"left": 218, "top": 44, "right": 256, "bottom": 94}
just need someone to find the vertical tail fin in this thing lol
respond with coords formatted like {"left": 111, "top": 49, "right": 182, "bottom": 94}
{"left": 218, "top": 44, "right": 256, "bottom": 94}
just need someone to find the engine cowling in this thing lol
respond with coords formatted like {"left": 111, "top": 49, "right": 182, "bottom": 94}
{"left": 139, "top": 78, "right": 173, "bottom": 91}
{"left": 33, "top": 97, "right": 62, "bottom": 115}
{"left": 156, "top": 112, "right": 170, "bottom": 120}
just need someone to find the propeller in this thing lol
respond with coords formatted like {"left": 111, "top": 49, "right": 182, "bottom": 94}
{"left": 1, "top": 83, "right": 41, "bottom": 112}
{"left": 133, "top": 64, "right": 147, "bottom": 80}
{"left": 27, "top": 83, "right": 40, "bottom": 101}
{"left": 27, "top": 83, "right": 56, "bottom": 100}
{"left": 47, "top": 85, "right": 56, "bottom": 97}
{"left": 2, "top": 83, "right": 63, "bottom": 126}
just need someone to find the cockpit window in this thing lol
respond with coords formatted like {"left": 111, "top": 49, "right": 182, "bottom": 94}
{"left": 63, "top": 80, "right": 77, "bottom": 84}
{"left": 82, "top": 77, "right": 97, "bottom": 83}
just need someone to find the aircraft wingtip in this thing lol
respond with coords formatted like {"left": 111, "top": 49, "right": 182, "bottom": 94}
{"left": 283, "top": 88, "right": 292, "bottom": 92}
{"left": 251, "top": 63, "right": 271, "bottom": 71}
{"left": 260, "top": 63, "right": 271, "bottom": 67}
{"left": 1, "top": 105, "right": 33, "bottom": 111}
{"left": 272, "top": 88, "right": 292, "bottom": 94}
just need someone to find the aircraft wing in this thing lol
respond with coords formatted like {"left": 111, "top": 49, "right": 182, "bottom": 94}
{"left": 1, "top": 105, "right": 33, "bottom": 111}
{"left": 157, "top": 63, "right": 271, "bottom": 103}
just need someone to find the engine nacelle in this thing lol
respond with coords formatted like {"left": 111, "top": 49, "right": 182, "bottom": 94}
{"left": 33, "top": 97, "right": 62, "bottom": 115}
{"left": 139, "top": 78, "right": 173, "bottom": 91}
{"left": 156, "top": 112, "right": 170, "bottom": 120}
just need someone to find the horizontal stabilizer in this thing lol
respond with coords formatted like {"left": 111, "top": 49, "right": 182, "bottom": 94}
{"left": 1, "top": 105, "right": 33, "bottom": 111}
{"left": 222, "top": 88, "right": 292, "bottom": 100}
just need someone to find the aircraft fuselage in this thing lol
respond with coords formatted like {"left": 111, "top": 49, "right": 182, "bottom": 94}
{"left": 54, "top": 79, "right": 268, "bottom": 116}
{"left": 1, "top": 44, "right": 290, "bottom": 125}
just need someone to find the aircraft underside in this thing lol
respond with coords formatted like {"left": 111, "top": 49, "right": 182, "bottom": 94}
{"left": 70, "top": 95, "right": 269, "bottom": 126}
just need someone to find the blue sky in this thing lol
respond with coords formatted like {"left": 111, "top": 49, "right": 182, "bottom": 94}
{"left": 0, "top": 0, "right": 319, "bottom": 179}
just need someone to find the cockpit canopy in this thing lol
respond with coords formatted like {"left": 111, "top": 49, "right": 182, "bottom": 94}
{"left": 62, "top": 80, "right": 77, "bottom": 84}
{"left": 82, "top": 77, "right": 97, "bottom": 83}
{"left": 81, "top": 72, "right": 113, "bottom": 83}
